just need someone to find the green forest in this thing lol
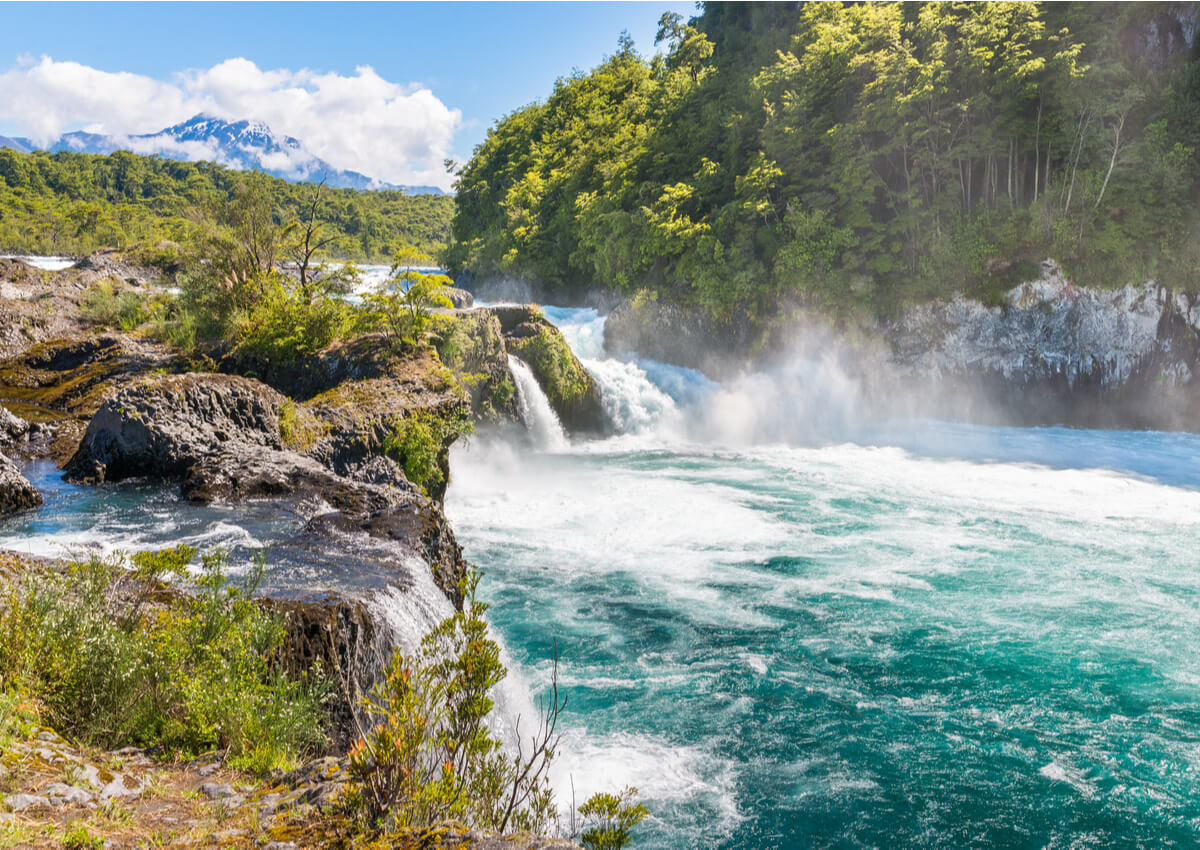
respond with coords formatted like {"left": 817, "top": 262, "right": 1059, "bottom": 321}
{"left": 447, "top": 1, "right": 1200, "bottom": 318}
{"left": 0, "top": 148, "right": 454, "bottom": 263}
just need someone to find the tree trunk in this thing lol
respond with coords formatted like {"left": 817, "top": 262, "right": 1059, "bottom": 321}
{"left": 1065, "top": 110, "right": 1091, "bottom": 214}
{"left": 1032, "top": 98, "right": 1042, "bottom": 204}
{"left": 1007, "top": 136, "right": 1014, "bottom": 205}
{"left": 1093, "top": 112, "right": 1126, "bottom": 211}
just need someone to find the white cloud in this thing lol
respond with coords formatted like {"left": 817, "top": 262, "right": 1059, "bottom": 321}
{"left": 0, "top": 56, "right": 461, "bottom": 190}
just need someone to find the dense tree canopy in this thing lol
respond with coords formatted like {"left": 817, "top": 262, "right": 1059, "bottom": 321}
{"left": 0, "top": 148, "right": 453, "bottom": 263}
{"left": 447, "top": 1, "right": 1200, "bottom": 318}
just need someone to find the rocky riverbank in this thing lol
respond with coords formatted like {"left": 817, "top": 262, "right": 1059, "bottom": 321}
{"left": 0, "top": 254, "right": 595, "bottom": 847}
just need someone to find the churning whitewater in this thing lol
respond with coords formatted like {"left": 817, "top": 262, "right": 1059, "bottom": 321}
{"left": 445, "top": 306, "right": 1200, "bottom": 848}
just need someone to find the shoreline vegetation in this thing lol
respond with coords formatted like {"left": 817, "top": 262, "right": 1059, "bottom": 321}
{"left": 0, "top": 202, "right": 638, "bottom": 845}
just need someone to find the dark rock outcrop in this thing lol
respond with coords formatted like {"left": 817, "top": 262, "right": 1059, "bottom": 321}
{"left": 181, "top": 447, "right": 403, "bottom": 512}
{"left": 0, "top": 451, "right": 40, "bottom": 515}
{"left": 604, "top": 297, "right": 758, "bottom": 381}
{"left": 62, "top": 369, "right": 468, "bottom": 605}
{"left": 269, "top": 596, "right": 380, "bottom": 751}
{"left": 0, "top": 334, "right": 182, "bottom": 463}
{"left": 444, "top": 286, "right": 474, "bottom": 308}
{"left": 65, "top": 373, "right": 283, "bottom": 484}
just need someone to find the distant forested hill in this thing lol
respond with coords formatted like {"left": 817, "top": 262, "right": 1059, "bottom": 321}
{"left": 448, "top": 1, "right": 1200, "bottom": 317}
{"left": 0, "top": 148, "right": 454, "bottom": 263}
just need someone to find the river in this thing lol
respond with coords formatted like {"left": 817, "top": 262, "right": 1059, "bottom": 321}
{"left": 1, "top": 299, "right": 1197, "bottom": 847}
{"left": 446, "top": 305, "right": 1200, "bottom": 848}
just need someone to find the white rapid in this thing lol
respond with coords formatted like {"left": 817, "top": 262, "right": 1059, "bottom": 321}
{"left": 0, "top": 254, "right": 77, "bottom": 271}
{"left": 508, "top": 354, "right": 569, "bottom": 451}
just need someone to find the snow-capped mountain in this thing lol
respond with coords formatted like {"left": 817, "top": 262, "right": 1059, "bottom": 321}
{"left": 2, "top": 115, "right": 444, "bottom": 195}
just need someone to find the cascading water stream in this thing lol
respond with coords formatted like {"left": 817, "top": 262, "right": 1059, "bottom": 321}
{"left": 507, "top": 354, "right": 569, "bottom": 451}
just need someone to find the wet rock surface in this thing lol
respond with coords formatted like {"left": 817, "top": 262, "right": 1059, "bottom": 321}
{"left": 0, "top": 450, "right": 41, "bottom": 515}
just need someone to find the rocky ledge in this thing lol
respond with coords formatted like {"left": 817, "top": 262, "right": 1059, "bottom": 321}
{"left": 886, "top": 261, "right": 1200, "bottom": 427}
{"left": 0, "top": 723, "right": 576, "bottom": 849}
{"left": 62, "top": 366, "right": 467, "bottom": 606}
{"left": 604, "top": 260, "right": 1200, "bottom": 430}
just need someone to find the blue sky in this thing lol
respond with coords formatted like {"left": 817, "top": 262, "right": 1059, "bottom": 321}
{"left": 0, "top": 1, "right": 697, "bottom": 188}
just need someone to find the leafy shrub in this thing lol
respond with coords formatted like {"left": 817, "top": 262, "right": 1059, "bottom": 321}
{"left": 578, "top": 787, "right": 650, "bottom": 850}
{"left": 383, "top": 409, "right": 473, "bottom": 495}
{"left": 0, "top": 546, "right": 329, "bottom": 772}
{"left": 234, "top": 281, "right": 349, "bottom": 366}
{"left": 61, "top": 824, "right": 104, "bottom": 850}
{"left": 358, "top": 267, "right": 455, "bottom": 346}
{"left": 81, "top": 280, "right": 153, "bottom": 331}
{"left": 346, "top": 572, "right": 560, "bottom": 833}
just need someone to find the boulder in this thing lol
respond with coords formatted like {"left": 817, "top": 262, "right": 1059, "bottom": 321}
{"left": 0, "top": 405, "right": 31, "bottom": 446}
{"left": 0, "top": 451, "right": 41, "bottom": 515}
{"left": 444, "top": 286, "right": 474, "bottom": 308}
{"left": 65, "top": 373, "right": 284, "bottom": 484}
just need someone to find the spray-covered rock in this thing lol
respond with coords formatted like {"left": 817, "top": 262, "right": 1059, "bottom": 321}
{"left": 0, "top": 451, "right": 40, "bottom": 515}
{"left": 887, "top": 260, "right": 1200, "bottom": 427}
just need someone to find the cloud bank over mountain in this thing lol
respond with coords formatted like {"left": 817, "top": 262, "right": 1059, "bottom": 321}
{"left": 0, "top": 55, "right": 462, "bottom": 190}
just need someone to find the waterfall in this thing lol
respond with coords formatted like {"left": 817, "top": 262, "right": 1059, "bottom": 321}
{"left": 539, "top": 306, "right": 717, "bottom": 439}
{"left": 508, "top": 355, "right": 569, "bottom": 451}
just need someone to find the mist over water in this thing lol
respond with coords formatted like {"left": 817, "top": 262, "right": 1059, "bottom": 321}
{"left": 446, "top": 305, "right": 1200, "bottom": 847}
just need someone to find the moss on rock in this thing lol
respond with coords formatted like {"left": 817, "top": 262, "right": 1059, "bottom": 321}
{"left": 506, "top": 324, "right": 605, "bottom": 435}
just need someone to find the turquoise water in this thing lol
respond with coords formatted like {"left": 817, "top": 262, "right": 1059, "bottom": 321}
{"left": 447, "top": 307, "right": 1200, "bottom": 848}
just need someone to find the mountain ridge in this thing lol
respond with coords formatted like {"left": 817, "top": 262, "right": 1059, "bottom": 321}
{"left": 1, "top": 114, "right": 445, "bottom": 195}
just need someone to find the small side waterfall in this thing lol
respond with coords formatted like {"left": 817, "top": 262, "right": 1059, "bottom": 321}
{"left": 539, "top": 306, "right": 717, "bottom": 438}
{"left": 507, "top": 355, "right": 569, "bottom": 451}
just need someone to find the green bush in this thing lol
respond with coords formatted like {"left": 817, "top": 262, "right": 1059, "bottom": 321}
{"left": 346, "top": 572, "right": 559, "bottom": 833}
{"left": 80, "top": 280, "right": 153, "bottom": 331}
{"left": 579, "top": 787, "right": 650, "bottom": 850}
{"left": 383, "top": 409, "right": 473, "bottom": 496}
{"left": 357, "top": 267, "right": 454, "bottom": 347}
{"left": 61, "top": 824, "right": 104, "bottom": 850}
{"left": 234, "top": 281, "right": 349, "bottom": 366}
{"left": 0, "top": 546, "right": 329, "bottom": 772}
